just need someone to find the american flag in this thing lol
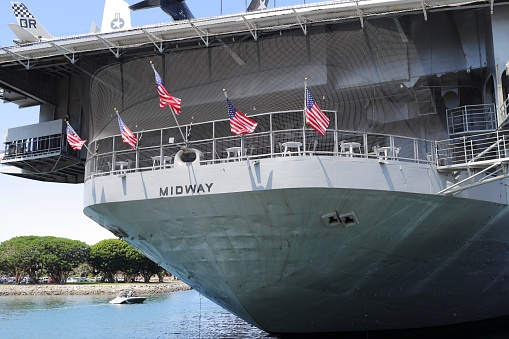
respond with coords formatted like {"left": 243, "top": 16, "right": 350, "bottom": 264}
{"left": 305, "top": 87, "right": 330, "bottom": 136}
{"left": 227, "top": 98, "right": 257, "bottom": 135}
{"left": 66, "top": 125, "right": 87, "bottom": 150}
{"left": 117, "top": 115, "right": 138, "bottom": 150}
{"left": 152, "top": 64, "right": 181, "bottom": 115}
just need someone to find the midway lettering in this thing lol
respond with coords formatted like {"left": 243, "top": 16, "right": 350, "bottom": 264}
{"left": 160, "top": 183, "right": 214, "bottom": 197}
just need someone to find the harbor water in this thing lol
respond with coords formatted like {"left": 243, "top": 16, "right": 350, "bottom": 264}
{"left": 0, "top": 289, "right": 273, "bottom": 339}
{"left": 2, "top": 288, "right": 509, "bottom": 338}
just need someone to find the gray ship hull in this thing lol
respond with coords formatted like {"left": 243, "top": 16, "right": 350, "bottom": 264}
{"left": 84, "top": 156, "right": 509, "bottom": 333}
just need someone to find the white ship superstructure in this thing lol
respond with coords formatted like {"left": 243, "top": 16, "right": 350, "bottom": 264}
{"left": 2, "top": 0, "right": 509, "bottom": 334}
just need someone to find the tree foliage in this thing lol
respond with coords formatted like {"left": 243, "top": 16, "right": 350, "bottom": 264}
{"left": 89, "top": 239, "right": 165, "bottom": 283}
{"left": 0, "top": 236, "right": 90, "bottom": 284}
{"left": 1, "top": 237, "right": 167, "bottom": 284}
{"left": 39, "top": 237, "right": 90, "bottom": 284}
{"left": 0, "top": 236, "right": 42, "bottom": 284}
{"left": 89, "top": 239, "right": 129, "bottom": 282}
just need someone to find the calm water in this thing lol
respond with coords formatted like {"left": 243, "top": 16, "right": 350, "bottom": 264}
{"left": 0, "top": 289, "right": 273, "bottom": 339}
{"left": 2, "top": 289, "right": 509, "bottom": 339}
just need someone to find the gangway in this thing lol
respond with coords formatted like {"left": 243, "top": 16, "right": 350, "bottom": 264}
{"left": 435, "top": 130, "right": 509, "bottom": 195}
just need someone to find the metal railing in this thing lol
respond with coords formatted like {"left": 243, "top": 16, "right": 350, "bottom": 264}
{"left": 446, "top": 104, "right": 497, "bottom": 136}
{"left": 84, "top": 110, "right": 436, "bottom": 180}
{"left": 435, "top": 129, "right": 509, "bottom": 168}
{"left": 2, "top": 134, "right": 64, "bottom": 161}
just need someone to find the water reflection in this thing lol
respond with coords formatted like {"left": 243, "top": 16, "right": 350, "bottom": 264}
{"left": 0, "top": 290, "right": 272, "bottom": 338}
{"left": 2, "top": 290, "right": 508, "bottom": 338}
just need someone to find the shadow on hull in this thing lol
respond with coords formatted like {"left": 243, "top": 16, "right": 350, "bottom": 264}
{"left": 273, "top": 315, "right": 509, "bottom": 338}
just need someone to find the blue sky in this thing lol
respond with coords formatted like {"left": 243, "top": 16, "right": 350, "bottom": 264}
{"left": 0, "top": 0, "right": 317, "bottom": 245}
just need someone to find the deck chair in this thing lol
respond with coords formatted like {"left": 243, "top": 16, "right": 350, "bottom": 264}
{"left": 308, "top": 140, "right": 318, "bottom": 155}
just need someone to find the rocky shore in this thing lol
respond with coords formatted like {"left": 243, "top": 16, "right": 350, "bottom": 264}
{"left": 0, "top": 281, "right": 190, "bottom": 296}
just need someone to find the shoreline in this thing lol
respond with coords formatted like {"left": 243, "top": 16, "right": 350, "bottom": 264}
{"left": 0, "top": 281, "right": 190, "bottom": 296}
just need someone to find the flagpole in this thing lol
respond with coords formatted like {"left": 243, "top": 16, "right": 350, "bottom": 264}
{"left": 171, "top": 107, "right": 187, "bottom": 147}
{"left": 115, "top": 108, "right": 138, "bottom": 149}
{"left": 150, "top": 61, "right": 187, "bottom": 148}
{"left": 223, "top": 89, "right": 244, "bottom": 157}
{"left": 65, "top": 120, "right": 93, "bottom": 155}
{"left": 303, "top": 78, "right": 307, "bottom": 154}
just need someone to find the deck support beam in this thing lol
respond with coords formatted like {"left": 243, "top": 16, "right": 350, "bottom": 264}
{"left": 142, "top": 29, "right": 165, "bottom": 53}
{"left": 292, "top": 9, "right": 308, "bottom": 36}
{"left": 95, "top": 36, "right": 121, "bottom": 59}
{"left": 242, "top": 16, "right": 258, "bottom": 41}
{"left": 189, "top": 22, "right": 209, "bottom": 47}
{"left": 1, "top": 47, "right": 30, "bottom": 69}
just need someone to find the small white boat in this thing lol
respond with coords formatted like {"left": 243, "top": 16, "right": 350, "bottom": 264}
{"left": 108, "top": 290, "right": 146, "bottom": 304}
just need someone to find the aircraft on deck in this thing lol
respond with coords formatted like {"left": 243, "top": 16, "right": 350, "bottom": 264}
{"left": 8, "top": 0, "right": 132, "bottom": 44}
{"left": 247, "top": 0, "right": 270, "bottom": 11}
{"left": 94, "top": 0, "right": 133, "bottom": 34}
{"left": 128, "top": 0, "right": 269, "bottom": 21}
{"left": 128, "top": 0, "right": 195, "bottom": 20}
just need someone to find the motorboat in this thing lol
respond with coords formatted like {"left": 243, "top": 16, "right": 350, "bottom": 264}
{"left": 108, "top": 290, "right": 146, "bottom": 304}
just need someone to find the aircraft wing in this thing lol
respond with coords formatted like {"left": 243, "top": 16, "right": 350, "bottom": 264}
{"left": 129, "top": 0, "right": 194, "bottom": 20}
{"left": 129, "top": 0, "right": 160, "bottom": 11}
{"left": 7, "top": 23, "right": 39, "bottom": 43}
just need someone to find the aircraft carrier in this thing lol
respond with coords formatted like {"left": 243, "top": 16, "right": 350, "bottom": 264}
{"left": 2, "top": 0, "right": 509, "bottom": 334}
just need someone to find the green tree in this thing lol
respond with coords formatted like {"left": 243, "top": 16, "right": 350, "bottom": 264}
{"left": 72, "top": 262, "right": 94, "bottom": 279}
{"left": 89, "top": 239, "right": 129, "bottom": 282}
{"left": 139, "top": 257, "right": 165, "bottom": 282}
{"left": 0, "top": 236, "right": 90, "bottom": 284}
{"left": 89, "top": 239, "right": 163, "bottom": 282}
{"left": 0, "top": 236, "right": 43, "bottom": 284}
{"left": 156, "top": 269, "right": 172, "bottom": 283}
{"left": 39, "top": 237, "right": 90, "bottom": 284}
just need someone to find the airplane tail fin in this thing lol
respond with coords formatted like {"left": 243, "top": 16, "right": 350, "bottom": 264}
{"left": 10, "top": 2, "right": 54, "bottom": 42}
{"left": 100, "top": 0, "right": 132, "bottom": 33}
{"left": 247, "top": 0, "right": 269, "bottom": 12}
{"left": 129, "top": 0, "right": 194, "bottom": 21}
{"left": 90, "top": 22, "right": 101, "bottom": 34}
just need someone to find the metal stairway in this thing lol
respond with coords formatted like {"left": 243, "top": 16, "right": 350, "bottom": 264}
{"left": 435, "top": 130, "right": 509, "bottom": 196}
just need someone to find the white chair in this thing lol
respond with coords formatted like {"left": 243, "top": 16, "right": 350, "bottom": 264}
{"left": 152, "top": 155, "right": 172, "bottom": 169}
{"left": 371, "top": 145, "right": 380, "bottom": 157}
{"left": 376, "top": 146, "right": 400, "bottom": 160}
{"left": 340, "top": 140, "right": 361, "bottom": 156}
{"left": 394, "top": 147, "right": 401, "bottom": 158}
{"left": 226, "top": 147, "right": 245, "bottom": 161}
{"left": 339, "top": 140, "right": 347, "bottom": 155}
{"left": 308, "top": 140, "right": 318, "bottom": 155}
{"left": 281, "top": 141, "right": 302, "bottom": 156}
